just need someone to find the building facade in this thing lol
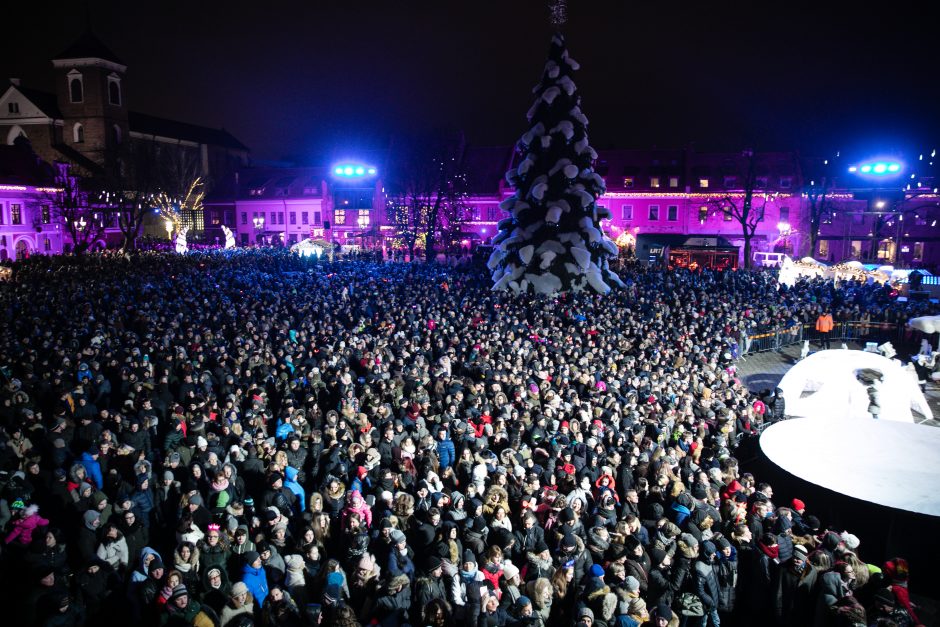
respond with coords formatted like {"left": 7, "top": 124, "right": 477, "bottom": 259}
{"left": 205, "top": 165, "right": 385, "bottom": 250}
{"left": 0, "top": 31, "right": 249, "bottom": 255}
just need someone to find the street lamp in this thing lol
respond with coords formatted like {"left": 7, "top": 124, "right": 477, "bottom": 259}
{"left": 253, "top": 216, "right": 265, "bottom": 245}
{"left": 357, "top": 213, "right": 369, "bottom": 250}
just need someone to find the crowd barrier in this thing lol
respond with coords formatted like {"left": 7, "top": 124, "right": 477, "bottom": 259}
{"left": 743, "top": 320, "right": 905, "bottom": 355}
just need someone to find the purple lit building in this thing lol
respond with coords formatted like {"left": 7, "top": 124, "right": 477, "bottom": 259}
{"left": 204, "top": 164, "right": 385, "bottom": 250}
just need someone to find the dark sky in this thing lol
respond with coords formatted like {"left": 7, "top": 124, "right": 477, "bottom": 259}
{"left": 2, "top": 1, "right": 938, "bottom": 163}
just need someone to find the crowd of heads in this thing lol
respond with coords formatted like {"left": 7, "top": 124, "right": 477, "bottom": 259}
{"left": 0, "top": 249, "right": 928, "bottom": 626}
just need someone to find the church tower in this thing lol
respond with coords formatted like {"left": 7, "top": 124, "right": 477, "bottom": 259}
{"left": 51, "top": 31, "right": 129, "bottom": 170}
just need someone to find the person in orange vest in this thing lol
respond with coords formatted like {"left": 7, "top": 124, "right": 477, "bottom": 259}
{"left": 816, "top": 309, "right": 834, "bottom": 349}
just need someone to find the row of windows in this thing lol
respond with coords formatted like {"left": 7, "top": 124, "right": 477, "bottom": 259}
{"left": 609, "top": 204, "right": 787, "bottom": 223}
{"left": 67, "top": 72, "right": 122, "bottom": 106}
{"left": 0, "top": 203, "right": 49, "bottom": 225}
{"left": 240, "top": 210, "right": 328, "bottom": 226}
{"left": 621, "top": 176, "right": 792, "bottom": 189}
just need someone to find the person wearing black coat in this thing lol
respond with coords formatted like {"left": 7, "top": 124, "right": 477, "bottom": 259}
{"left": 693, "top": 541, "right": 721, "bottom": 627}
{"left": 771, "top": 387, "right": 786, "bottom": 422}
{"left": 712, "top": 536, "right": 737, "bottom": 620}
{"left": 77, "top": 557, "right": 119, "bottom": 621}
{"left": 646, "top": 547, "right": 690, "bottom": 608}
{"left": 374, "top": 574, "right": 412, "bottom": 626}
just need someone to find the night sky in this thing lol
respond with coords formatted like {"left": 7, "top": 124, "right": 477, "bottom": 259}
{"left": 2, "top": 1, "right": 938, "bottom": 163}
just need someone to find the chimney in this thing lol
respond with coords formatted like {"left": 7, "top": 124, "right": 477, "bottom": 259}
{"left": 9, "top": 78, "right": 21, "bottom": 86}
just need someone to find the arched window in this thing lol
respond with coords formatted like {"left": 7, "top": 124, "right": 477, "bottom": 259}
{"left": 73, "top": 123, "right": 84, "bottom": 143}
{"left": 69, "top": 75, "right": 83, "bottom": 103}
{"left": 108, "top": 77, "right": 121, "bottom": 106}
{"left": 5, "top": 125, "right": 27, "bottom": 145}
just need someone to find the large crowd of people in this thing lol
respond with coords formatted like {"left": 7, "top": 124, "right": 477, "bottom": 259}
{"left": 0, "top": 249, "right": 930, "bottom": 626}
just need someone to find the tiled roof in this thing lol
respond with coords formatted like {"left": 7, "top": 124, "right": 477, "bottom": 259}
{"left": 53, "top": 31, "right": 124, "bottom": 65}
{"left": 128, "top": 111, "right": 249, "bottom": 151}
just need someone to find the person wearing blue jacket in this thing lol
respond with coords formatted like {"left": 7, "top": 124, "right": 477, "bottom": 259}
{"left": 80, "top": 449, "right": 104, "bottom": 490}
{"left": 283, "top": 466, "right": 306, "bottom": 513}
{"left": 434, "top": 425, "right": 455, "bottom": 470}
{"left": 241, "top": 551, "right": 269, "bottom": 607}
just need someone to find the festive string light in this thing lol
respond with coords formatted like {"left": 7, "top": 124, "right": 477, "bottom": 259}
{"left": 549, "top": 0, "right": 567, "bottom": 26}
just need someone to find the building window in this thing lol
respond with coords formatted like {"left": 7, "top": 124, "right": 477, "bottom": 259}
{"left": 487, "top": 206, "right": 499, "bottom": 221}
{"left": 0, "top": 203, "right": 4, "bottom": 224}
{"left": 301, "top": 212, "right": 309, "bottom": 225}
{"left": 623, "top": 177, "right": 634, "bottom": 188}
{"left": 7, "top": 102, "right": 19, "bottom": 114}
{"left": 108, "top": 77, "right": 121, "bottom": 106}
{"left": 818, "top": 240, "right": 829, "bottom": 258}
{"left": 724, "top": 176, "right": 736, "bottom": 188}
{"left": 334, "top": 209, "right": 346, "bottom": 225}
{"left": 241, "top": 212, "right": 248, "bottom": 225}
{"left": 850, "top": 240, "right": 862, "bottom": 258}
{"left": 41, "top": 205, "right": 50, "bottom": 224}
{"left": 914, "top": 241, "right": 924, "bottom": 261}
{"left": 313, "top": 211, "right": 321, "bottom": 225}
{"left": 73, "top": 123, "right": 84, "bottom": 143}
{"left": 723, "top": 208, "right": 733, "bottom": 221}
{"left": 779, "top": 207, "right": 789, "bottom": 222}
{"left": 669, "top": 176, "right": 679, "bottom": 188}
{"left": 289, "top": 212, "right": 296, "bottom": 225}
{"left": 277, "top": 212, "right": 284, "bottom": 225}
{"left": 113, "top": 125, "right": 122, "bottom": 145}
{"left": 667, "top": 205, "right": 678, "bottom": 221}
{"left": 756, "top": 176, "right": 768, "bottom": 188}
{"left": 650, "top": 177, "right": 660, "bottom": 188}
{"left": 68, "top": 72, "right": 83, "bottom": 103}
{"left": 648, "top": 205, "right": 659, "bottom": 221}
{"left": 779, "top": 176, "right": 792, "bottom": 189}
{"left": 43, "top": 237, "right": 51, "bottom": 252}
{"left": 699, "top": 178, "right": 709, "bottom": 188}
{"left": 621, "top": 205, "right": 633, "bottom": 221}
{"left": 11, "top": 204, "right": 22, "bottom": 225}
{"left": 241, "top": 233, "right": 249, "bottom": 245}
{"left": 698, "top": 206, "right": 708, "bottom": 223}
{"left": 877, "top": 239, "right": 894, "bottom": 261}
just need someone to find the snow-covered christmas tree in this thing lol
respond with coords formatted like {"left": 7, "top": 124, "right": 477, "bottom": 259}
{"left": 490, "top": 31, "right": 623, "bottom": 295}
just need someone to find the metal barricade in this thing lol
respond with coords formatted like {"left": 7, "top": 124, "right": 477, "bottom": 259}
{"left": 743, "top": 325, "right": 803, "bottom": 354}
{"left": 744, "top": 320, "right": 906, "bottom": 355}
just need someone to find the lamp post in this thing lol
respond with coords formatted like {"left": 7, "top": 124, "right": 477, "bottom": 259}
{"left": 357, "top": 213, "right": 369, "bottom": 250}
{"left": 777, "top": 221, "right": 792, "bottom": 255}
{"left": 253, "top": 216, "right": 265, "bottom": 246}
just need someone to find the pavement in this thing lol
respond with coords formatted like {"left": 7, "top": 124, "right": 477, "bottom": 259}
{"left": 735, "top": 342, "right": 940, "bottom": 427}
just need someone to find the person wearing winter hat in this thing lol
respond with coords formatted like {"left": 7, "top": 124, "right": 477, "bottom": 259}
{"left": 241, "top": 550, "right": 268, "bottom": 607}
{"left": 652, "top": 602, "right": 674, "bottom": 626}
{"left": 576, "top": 605, "right": 595, "bottom": 626}
{"left": 221, "top": 580, "right": 254, "bottom": 627}
{"left": 693, "top": 540, "right": 721, "bottom": 626}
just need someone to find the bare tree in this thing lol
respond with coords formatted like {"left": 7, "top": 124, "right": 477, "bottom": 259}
{"left": 387, "top": 132, "right": 467, "bottom": 262}
{"left": 43, "top": 163, "right": 105, "bottom": 255}
{"left": 802, "top": 158, "right": 835, "bottom": 260}
{"left": 706, "top": 150, "right": 775, "bottom": 269}
{"left": 96, "top": 141, "right": 162, "bottom": 250}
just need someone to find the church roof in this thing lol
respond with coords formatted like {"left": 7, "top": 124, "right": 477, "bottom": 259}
{"left": 53, "top": 30, "right": 124, "bottom": 65}
{"left": 1, "top": 82, "right": 63, "bottom": 119}
{"left": 128, "top": 111, "right": 249, "bottom": 151}
{"left": 0, "top": 141, "right": 56, "bottom": 186}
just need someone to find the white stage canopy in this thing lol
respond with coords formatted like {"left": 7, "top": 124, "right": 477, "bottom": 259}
{"left": 761, "top": 417, "right": 940, "bottom": 516}
{"left": 777, "top": 349, "right": 931, "bottom": 423}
